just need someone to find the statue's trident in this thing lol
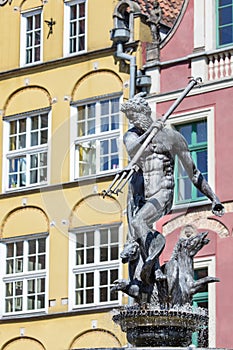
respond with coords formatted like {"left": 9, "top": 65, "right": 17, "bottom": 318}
{"left": 102, "top": 77, "right": 202, "bottom": 198}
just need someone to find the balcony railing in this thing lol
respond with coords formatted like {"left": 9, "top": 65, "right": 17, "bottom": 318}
{"left": 207, "top": 49, "right": 233, "bottom": 81}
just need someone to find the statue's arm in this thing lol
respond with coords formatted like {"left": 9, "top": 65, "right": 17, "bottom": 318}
{"left": 123, "top": 121, "right": 164, "bottom": 159}
{"left": 175, "top": 133, "right": 224, "bottom": 216}
{"left": 123, "top": 130, "right": 146, "bottom": 159}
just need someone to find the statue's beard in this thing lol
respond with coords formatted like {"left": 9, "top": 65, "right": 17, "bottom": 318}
{"left": 133, "top": 113, "right": 153, "bottom": 132}
{"left": 121, "top": 103, "right": 153, "bottom": 132}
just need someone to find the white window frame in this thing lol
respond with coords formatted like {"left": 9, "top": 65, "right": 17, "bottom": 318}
{"left": 193, "top": 0, "right": 217, "bottom": 51}
{"left": 63, "top": 0, "right": 87, "bottom": 57}
{"left": 2, "top": 108, "right": 51, "bottom": 192}
{"left": 216, "top": 0, "right": 233, "bottom": 48}
{"left": 166, "top": 106, "right": 215, "bottom": 209}
{"left": 194, "top": 256, "right": 217, "bottom": 348}
{"left": 68, "top": 224, "right": 123, "bottom": 311}
{"left": 70, "top": 94, "right": 123, "bottom": 181}
{"left": 20, "top": 8, "right": 43, "bottom": 67}
{"left": 193, "top": 0, "right": 233, "bottom": 51}
{"left": 0, "top": 234, "right": 49, "bottom": 318}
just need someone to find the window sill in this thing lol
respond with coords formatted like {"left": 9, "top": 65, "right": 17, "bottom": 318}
{"left": 20, "top": 60, "right": 43, "bottom": 68}
{"left": 0, "top": 174, "right": 118, "bottom": 199}
{"left": 5, "top": 182, "right": 48, "bottom": 194}
{"left": 69, "top": 302, "right": 121, "bottom": 313}
{"left": 1, "top": 310, "right": 47, "bottom": 320}
{"left": 63, "top": 50, "right": 87, "bottom": 58}
{"left": 0, "top": 304, "right": 123, "bottom": 322}
{"left": 73, "top": 170, "right": 120, "bottom": 183}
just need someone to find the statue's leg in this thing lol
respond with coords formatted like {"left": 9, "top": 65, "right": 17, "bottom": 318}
{"left": 140, "top": 232, "right": 166, "bottom": 284}
{"left": 131, "top": 196, "right": 164, "bottom": 244}
{"left": 127, "top": 197, "right": 137, "bottom": 241}
{"left": 128, "top": 255, "right": 140, "bottom": 281}
{"left": 127, "top": 175, "right": 145, "bottom": 241}
{"left": 145, "top": 231, "right": 166, "bottom": 282}
{"left": 130, "top": 198, "right": 165, "bottom": 284}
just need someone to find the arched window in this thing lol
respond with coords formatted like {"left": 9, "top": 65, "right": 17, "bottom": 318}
{"left": 70, "top": 71, "right": 123, "bottom": 180}
{"left": 69, "top": 195, "right": 122, "bottom": 309}
{"left": 0, "top": 207, "right": 49, "bottom": 317}
{"left": 3, "top": 87, "right": 51, "bottom": 191}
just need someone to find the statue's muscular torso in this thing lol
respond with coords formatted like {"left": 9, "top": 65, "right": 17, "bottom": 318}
{"left": 139, "top": 151, "right": 174, "bottom": 199}
{"left": 124, "top": 126, "right": 179, "bottom": 201}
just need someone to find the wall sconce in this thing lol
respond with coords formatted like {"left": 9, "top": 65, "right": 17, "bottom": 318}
{"left": 22, "top": 197, "right": 27, "bottom": 206}
{"left": 24, "top": 78, "right": 30, "bottom": 86}
{"left": 61, "top": 219, "right": 68, "bottom": 225}
{"left": 20, "top": 328, "right": 25, "bottom": 336}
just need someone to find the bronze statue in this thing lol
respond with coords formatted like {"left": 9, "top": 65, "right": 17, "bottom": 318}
{"left": 103, "top": 79, "right": 224, "bottom": 304}
{"left": 120, "top": 92, "right": 224, "bottom": 286}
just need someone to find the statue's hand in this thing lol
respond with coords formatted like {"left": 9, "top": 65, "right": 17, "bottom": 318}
{"left": 146, "top": 119, "right": 164, "bottom": 137}
{"left": 212, "top": 200, "right": 225, "bottom": 217}
{"left": 151, "top": 119, "right": 164, "bottom": 132}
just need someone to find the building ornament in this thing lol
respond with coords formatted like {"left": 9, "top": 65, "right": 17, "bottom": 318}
{"left": 0, "top": 0, "right": 13, "bottom": 6}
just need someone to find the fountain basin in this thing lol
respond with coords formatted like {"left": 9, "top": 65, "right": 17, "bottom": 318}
{"left": 112, "top": 305, "right": 208, "bottom": 347}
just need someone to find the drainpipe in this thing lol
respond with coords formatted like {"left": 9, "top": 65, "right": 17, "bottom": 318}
{"left": 110, "top": 28, "right": 136, "bottom": 98}
{"left": 115, "top": 42, "right": 136, "bottom": 98}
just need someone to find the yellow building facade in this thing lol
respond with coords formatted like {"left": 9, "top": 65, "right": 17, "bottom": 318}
{"left": 0, "top": 0, "right": 152, "bottom": 349}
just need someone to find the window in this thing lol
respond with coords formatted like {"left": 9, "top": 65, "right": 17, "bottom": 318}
{"left": 192, "top": 267, "right": 209, "bottom": 347}
{"left": 192, "top": 258, "right": 217, "bottom": 347}
{"left": 217, "top": 0, "right": 233, "bottom": 47}
{"left": 73, "top": 95, "right": 121, "bottom": 178}
{"left": 69, "top": 225, "right": 121, "bottom": 308}
{"left": 20, "top": 9, "right": 42, "bottom": 65}
{"left": 64, "top": 0, "right": 86, "bottom": 56}
{"left": 1, "top": 236, "right": 48, "bottom": 315}
{"left": 4, "top": 109, "right": 49, "bottom": 190}
{"left": 175, "top": 120, "right": 208, "bottom": 204}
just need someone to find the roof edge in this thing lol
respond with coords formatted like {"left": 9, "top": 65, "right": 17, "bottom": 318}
{"left": 160, "top": 0, "right": 189, "bottom": 49}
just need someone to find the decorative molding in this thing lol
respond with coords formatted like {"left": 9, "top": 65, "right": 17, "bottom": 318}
{"left": 162, "top": 204, "right": 231, "bottom": 238}
{"left": 1, "top": 206, "right": 49, "bottom": 238}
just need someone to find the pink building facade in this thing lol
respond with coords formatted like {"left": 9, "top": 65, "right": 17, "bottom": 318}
{"left": 143, "top": 0, "right": 233, "bottom": 347}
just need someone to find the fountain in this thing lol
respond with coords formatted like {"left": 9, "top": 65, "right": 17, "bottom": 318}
{"left": 103, "top": 79, "right": 224, "bottom": 347}
{"left": 111, "top": 231, "right": 214, "bottom": 347}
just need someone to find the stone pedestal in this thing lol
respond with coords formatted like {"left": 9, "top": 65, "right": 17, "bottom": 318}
{"left": 146, "top": 42, "right": 160, "bottom": 63}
